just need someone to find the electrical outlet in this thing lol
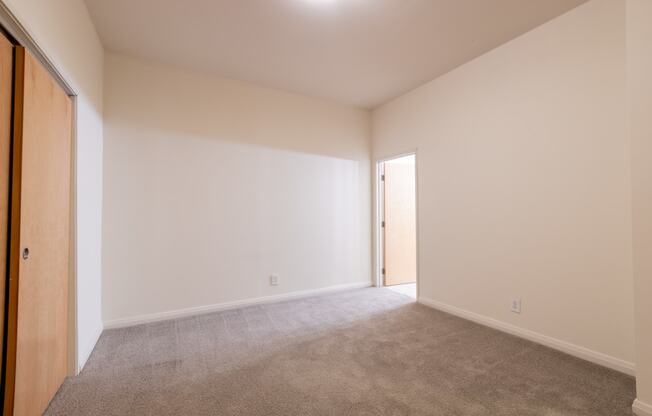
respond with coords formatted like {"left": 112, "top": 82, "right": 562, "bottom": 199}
{"left": 511, "top": 298, "right": 522, "bottom": 314}
{"left": 270, "top": 274, "right": 279, "bottom": 286}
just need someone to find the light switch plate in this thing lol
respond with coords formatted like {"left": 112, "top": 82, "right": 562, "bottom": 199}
{"left": 270, "top": 274, "right": 279, "bottom": 286}
{"left": 511, "top": 298, "right": 522, "bottom": 314}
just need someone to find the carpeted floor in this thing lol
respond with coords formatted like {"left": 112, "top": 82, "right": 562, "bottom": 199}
{"left": 46, "top": 288, "right": 635, "bottom": 415}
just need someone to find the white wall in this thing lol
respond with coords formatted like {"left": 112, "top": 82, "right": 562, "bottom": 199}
{"left": 102, "top": 53, "right": 371, "bottom": 324}
{"left": 372, "top": 0, "right": 635, "bottom": 371}
{"left": 628, "top": 0, "right": 652, "bottom": 411}
{"left": 2, "top": 0, "right": 104, "bottom": 371}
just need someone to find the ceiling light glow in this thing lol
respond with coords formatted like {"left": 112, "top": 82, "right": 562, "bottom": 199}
{"left": 303, "top": 0, "right": 338, "bottom": 4}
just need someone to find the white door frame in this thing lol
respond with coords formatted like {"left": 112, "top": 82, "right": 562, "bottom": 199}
{"left": 374, "top": 150, "right": 419, "bottom": 300}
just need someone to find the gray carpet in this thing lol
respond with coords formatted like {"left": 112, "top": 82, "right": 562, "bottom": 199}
{"left": 46, "top": 288, "right": 635, "bottom": 415}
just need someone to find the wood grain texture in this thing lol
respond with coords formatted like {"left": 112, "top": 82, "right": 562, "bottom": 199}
{"left": 0, "top": 31, "right": 14, "bottom": 380}
{"left": 5, "top": 47, "right": 72, "bottom": 416}
{"left": 383, "top": 159, "right": 417, "bottom": 286}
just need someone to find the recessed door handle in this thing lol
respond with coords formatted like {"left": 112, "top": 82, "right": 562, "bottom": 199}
{"left": 22, "top": 247, "right": 29, "bottom": 260}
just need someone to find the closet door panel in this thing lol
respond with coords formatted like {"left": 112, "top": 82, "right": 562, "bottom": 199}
{"left": 6, "top": 47, "right": 72, "bottom": 416}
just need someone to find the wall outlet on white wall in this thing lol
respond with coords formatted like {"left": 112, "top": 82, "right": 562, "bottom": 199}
{"left": 511, "top": 298, "right": 522, "bottom": 314}
{"left": 270, "top": 274, "right": 279, "bottom": 286}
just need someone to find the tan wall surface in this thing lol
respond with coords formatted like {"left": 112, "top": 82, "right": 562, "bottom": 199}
{"left": 372, "top": 0, "right": 634, "bottom": 368}
{"left": 102, "top": 53, "right": 372, "bottom": 323}
{"left": 628, "top": 0, "right": 652, "bottom": 408}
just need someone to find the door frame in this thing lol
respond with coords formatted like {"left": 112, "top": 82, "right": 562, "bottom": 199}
{"left": 374, "top": 150, "right": 419, "bottom": 299}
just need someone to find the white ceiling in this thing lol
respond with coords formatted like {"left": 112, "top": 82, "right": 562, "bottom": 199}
{"left": 85, "top": 0, "right": 588, "bottom": 109}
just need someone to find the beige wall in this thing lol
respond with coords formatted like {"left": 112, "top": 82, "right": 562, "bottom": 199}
{"left": 372, "top": 0, "right": 635, "bottom": 371}
{"left": 102, "top": 53, "right": 371, "bottom": 324}
{"left": 628, "top": 0, "right": 652, "bottom": 411}
{"left": 2, "top": 0, "right": 105, "bottom": 371}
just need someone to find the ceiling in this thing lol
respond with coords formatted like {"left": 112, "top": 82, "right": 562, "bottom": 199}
{"left": 85, "top": 0, "right": 589, "bottom": 109}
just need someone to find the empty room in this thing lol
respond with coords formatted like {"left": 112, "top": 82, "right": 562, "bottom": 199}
{"left": 0, "top": 0, "right": 651, "bottom": 415}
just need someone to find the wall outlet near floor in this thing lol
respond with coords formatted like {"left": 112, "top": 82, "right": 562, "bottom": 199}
{"left": 270, "top": 274, "right": 279, "bottom": 286}
{"left": 511, "top": 298, "right": 522, "bottom": 314}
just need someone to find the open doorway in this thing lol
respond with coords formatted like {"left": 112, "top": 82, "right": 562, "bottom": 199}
{"left": 377, "top": 153, "right": 417, "bottom": 299}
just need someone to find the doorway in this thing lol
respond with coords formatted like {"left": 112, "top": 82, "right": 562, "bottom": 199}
{"left": 377, "top": 153, "right": 417, "bottom": 299}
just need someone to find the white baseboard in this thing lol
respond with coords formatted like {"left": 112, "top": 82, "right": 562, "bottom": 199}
{"left": 633, "top": 399, "right": 652, "bottom": 416}
{"left": 104, "top": 282, "right": 371, "bottom": 329}
{"left": 418, "top": 297, "right": 635, "bottom": 376}
{"left": 77, "top": 322, "right": 104, "bottom": 374}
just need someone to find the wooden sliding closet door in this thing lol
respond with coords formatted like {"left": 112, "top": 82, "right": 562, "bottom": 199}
{"left": 0, "top": 32, "right": 14, "bottom": 379}
{"left": 4, "top": 47, "right": 72, "bottom": 416}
